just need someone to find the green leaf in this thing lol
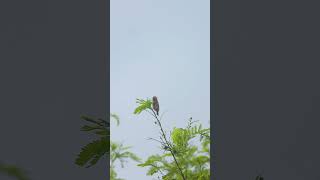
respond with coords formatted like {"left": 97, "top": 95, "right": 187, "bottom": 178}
{"left": 0, "top": 164, "right": 29, "bottom": 180}
{"left": 75, "top": 137, "right": 109, "bottom": 168}
{"left": 80, "top": 115, "right": 107, "bottom": 128}
{"left": 95, "top": 130, "right": 108, "bottom": 136}
{"left": 138, "top": 119, "right": 211, "bottom": 179}
{"left": 133, "top": 98, "right": 152, "bottom": 114}
{"left": 147, "top": 166, "right": 159, "bottom": 176}
{"left": 81, "top": 125, "right": 103, "bottom": 132}
{"left": 122, "top": 152, "right": 141, "bottom": 162}
{"left": 0, "top": 163, "right": 29, "bottom": 180}
{"left": 110, "top": 113, "right": 120, "bottom": 126}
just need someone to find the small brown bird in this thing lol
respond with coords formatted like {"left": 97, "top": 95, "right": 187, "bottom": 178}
{"left": 152, "top": 96, "right": 160, "bottom": 116}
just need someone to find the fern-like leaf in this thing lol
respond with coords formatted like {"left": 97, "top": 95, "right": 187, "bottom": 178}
{"left": 75, "top": 137, "right": 109, "bottom": 168}
{"left": 133, "top": 98, "right": 152, "bottom": 114}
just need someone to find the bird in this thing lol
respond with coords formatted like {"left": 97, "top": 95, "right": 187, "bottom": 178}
{"left": 152, "top": 96, "right": 160, "bottom": 116}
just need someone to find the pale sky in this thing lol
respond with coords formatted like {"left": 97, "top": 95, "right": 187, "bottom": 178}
{"left": 110, "top": 0, "right": 210, "bottom": 179}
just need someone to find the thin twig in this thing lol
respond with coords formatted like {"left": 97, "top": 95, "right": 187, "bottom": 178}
{"left": 147, "top": 137, "right": 166, "bottom": 146}
{"left": 149, "top": 108, "right": 187, "bottom": 180}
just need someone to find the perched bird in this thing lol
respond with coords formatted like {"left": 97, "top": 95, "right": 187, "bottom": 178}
{"left": 152, "top": 96, "right": 160, "bottom": 116}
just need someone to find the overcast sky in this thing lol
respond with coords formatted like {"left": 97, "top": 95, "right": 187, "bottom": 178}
{"left": 110, "top": 0, "right": 210, "bottom": 179}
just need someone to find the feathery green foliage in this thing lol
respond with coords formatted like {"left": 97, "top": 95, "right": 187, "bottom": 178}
{"left": 134, "top": 97, "right": 211, "bottom": 180}
{"left": 138, "top": 119, "right": 210, "bottom": 180}
{"left": 110, "top": 115, "right": 141, "bottom": 180}
{"left": 75, "top": 137, "right": 109, "bottom": 168}
{"left": 133, "top": 98, "right": 152, "bottom": 115}
{"left": 110, "top": 142, "right": 141, "bottom": 180}
{"left": 74, "top": 102, "right": 265, "bottom": 179}
{"left": 0, "top": 163, "right": 29, "bottom": 180}
{"left": 75, "top": 113, "right": 140, "bottom": 180}
{"left": 75, "top": 115, "right": 109, "bottom": 168}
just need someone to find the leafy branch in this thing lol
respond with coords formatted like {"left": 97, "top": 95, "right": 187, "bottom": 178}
{"left": 110, "top": 141, "right": 141, "bottom": 180}
{"left": 75, "top": 115, "right": 109, "bottom": 168}
{"left": 134, "top": 97, "right": 188, "bottom": 180}
{"left": 110, "top": 115, "right": 141, "bottom": 180}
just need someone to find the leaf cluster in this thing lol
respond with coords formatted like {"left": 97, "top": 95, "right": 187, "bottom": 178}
{"left": 110, "top": 115, "right": 141, "bottom": 180}
{"left": 138, "top": 118, "right": 210, "bottom": 180}
{"left": 75, "top": 115, "right": 110, "bottom": 168}
{"left": 110, "top": 142, "right": 141, "bottom": 180}
{"left": 133, "top": 98, "right": 152, "bottom": 115}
